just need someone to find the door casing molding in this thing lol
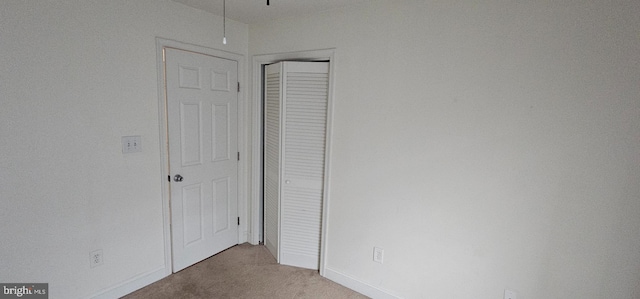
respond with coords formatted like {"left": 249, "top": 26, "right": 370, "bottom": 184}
{"left": 250, "top": 49, "right": 336, "bottom": 275}
{"left": 156, "top": 37, "right": 247, "bottom": 274}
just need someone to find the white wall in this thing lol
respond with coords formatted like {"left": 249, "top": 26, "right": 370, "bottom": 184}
{"left": 0, "top": 1, "right": 247, "bottom": 298}
{"left": 250, "top": 1, "right": 640, "bottom": 298}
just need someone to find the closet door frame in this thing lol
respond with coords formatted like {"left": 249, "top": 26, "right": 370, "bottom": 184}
{"left": 250, "top": 49, "right": 335, "bottom": 276}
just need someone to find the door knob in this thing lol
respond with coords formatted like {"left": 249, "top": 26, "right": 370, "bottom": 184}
{"left": 174, "top": 174, "right": 184, "bottom": 182}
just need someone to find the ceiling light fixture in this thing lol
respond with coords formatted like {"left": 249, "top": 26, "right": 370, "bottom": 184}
{"left": 222, "top": 0, "right": 227, "bottom": 44}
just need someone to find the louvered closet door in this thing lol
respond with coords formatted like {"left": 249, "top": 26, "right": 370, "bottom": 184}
{"left": 264, "top": 64, "right": 282, "bottom": 260}
{"left": 280, "top": 62, "right": 329, "bottom": 269}
{"left": 263, "top": 61, "right": 329, "bottom": 269}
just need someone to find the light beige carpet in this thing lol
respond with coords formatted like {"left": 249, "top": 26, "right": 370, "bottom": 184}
{"left": 121, "top": 243, "right": 369, "bottom": 299}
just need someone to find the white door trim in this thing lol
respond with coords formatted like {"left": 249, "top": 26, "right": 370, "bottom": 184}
{"left": 156, "top": 38, "right": 247, "bottom": 274}
{"left": 250, "top": 49, "right": 336, "bottom": 276}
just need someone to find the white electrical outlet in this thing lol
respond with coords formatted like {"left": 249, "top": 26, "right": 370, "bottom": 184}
{"left": 373, "top": 247, "right": 384, "bottom": 264}
{"left": 504, "top": 289, "right": 517, "bottom": 299}
{"left": 122, "top": 136, "right": 142, "bottom": 153}
{"left": 90, "top": 249, "right": 103, "bottom": 268}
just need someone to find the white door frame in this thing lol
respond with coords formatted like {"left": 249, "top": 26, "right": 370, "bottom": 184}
{"left": 156, "top": 38, "right": 248, "bottom": 274}
{"left": 250, "top": 49, "right": 336, "bottom": 275}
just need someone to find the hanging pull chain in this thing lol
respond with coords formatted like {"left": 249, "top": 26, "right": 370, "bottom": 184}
{"left": 222, "top": 0, "right": 227, "bottom": 44}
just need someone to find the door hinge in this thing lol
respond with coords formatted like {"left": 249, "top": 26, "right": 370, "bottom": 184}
{"left": 237, "top": 82, "right": 240, "bottom": 92}
{"left": 168, "top": 175, "right": 170, "bottom": 182}
{"left": 237, "top": 152, "right": 240, "bottom": 161}
{"left": 237, "top": 217, "right": 240, "bottom": 226}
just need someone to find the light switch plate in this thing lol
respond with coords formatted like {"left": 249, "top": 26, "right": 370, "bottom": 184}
{"left": 122, "top": 136, "right": 142, "bottom": 153}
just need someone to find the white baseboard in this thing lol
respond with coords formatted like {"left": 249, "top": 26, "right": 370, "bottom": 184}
{"left": 323, "top": 267, "right": 403, "bottom": 299}
{"left": 90, "top": 266, "right": 168, "bottom": 299}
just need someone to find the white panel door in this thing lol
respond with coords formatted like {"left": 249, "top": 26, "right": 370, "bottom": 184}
{"left": 264, "top": 61, "right": 329, "bottom": 270}
{"left": 165, "top": 48, "right": 238, "bottom": 272}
